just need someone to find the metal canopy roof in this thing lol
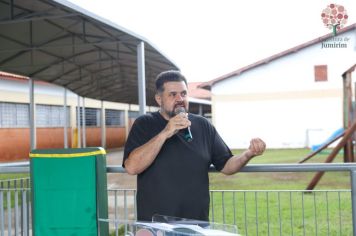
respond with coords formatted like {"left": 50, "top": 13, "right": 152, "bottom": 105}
{"left": 0, "top": 0, "right": 179, "bottom": 106}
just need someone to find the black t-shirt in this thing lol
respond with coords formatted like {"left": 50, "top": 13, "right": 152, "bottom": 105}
{"left": 123, "top": 112, "right": 232, "bottom": 221}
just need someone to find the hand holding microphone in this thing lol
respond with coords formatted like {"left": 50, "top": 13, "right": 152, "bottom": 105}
{"left": 175, "top": 107, "right": 193, "bottom": 142}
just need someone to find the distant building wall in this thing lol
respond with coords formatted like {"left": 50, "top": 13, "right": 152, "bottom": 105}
{"left": 0, "top": 73, "right": 209, "bottom": 162}
{"left": 0, "top": 77, "right": 132, "bottom": 162}
{"left": 211, "top": 29, "right": 355, "bottom": 149}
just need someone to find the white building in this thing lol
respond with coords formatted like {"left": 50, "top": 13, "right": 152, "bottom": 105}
{"left": 201, "top": 23, "right": 356, "bottom": 149}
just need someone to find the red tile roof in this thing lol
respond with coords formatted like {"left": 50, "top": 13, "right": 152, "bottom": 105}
{"left": 0, "top": 71, "right": 28, "bottom": 82}
{"left": 0, "top": 71, "right": 57, "bottom": 86}
{"left": 188, "top": 82, "right": 211, "bottom": 100}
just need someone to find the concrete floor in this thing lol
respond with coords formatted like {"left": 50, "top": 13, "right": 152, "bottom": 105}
{"left": 105, "top": 148, "right": 137, "bottom": 222}
{"left": 106, "top": 148, "right": 136, "bottom": 189}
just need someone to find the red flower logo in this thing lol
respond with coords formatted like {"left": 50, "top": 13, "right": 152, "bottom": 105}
{"left": 321, "top": 3, "right": 348, "bottom": 35}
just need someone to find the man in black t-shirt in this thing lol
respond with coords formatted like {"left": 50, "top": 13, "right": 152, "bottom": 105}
{"left": 123, "top": 70, "right": 266, "bottom": 222}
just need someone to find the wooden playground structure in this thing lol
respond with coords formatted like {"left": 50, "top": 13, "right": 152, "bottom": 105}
{"left": 298, "top": 64, "right": 356, "bottom": 190}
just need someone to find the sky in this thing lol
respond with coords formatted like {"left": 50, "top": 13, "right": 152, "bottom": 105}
{"left": 67, "top": 0, "right": 355, "bottom": 83}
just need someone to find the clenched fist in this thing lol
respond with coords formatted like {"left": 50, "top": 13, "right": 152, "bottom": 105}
{"left": 248, "top": 138, "right": 266, "bottom": 157}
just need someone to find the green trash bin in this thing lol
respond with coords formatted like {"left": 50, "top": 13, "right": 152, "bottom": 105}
{"left": 30, "top": 147, "right": 109, "bottom": 236}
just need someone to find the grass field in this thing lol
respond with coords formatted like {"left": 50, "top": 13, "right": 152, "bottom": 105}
{"left": 209, "top": 148, "right": 350, "bottom": 190}
{"left": 208, "top": 148, "right": 353, "bottom": 235}
{"left": 0, "top": 173, "right": 29, "bottom": 181}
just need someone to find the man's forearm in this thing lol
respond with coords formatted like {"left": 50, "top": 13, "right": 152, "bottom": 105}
{"left": 220, "top": 150, "right": 254, "bottom": 175}
{"left": 124, "top": 130, "right": 169, "bottom": 175}
{"left": 221, "top": 138, "right": 266, "bottom": 175}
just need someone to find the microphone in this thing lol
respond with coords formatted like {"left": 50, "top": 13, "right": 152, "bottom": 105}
{"left": 175, "top": 107, "right": 193, "bottom": 142}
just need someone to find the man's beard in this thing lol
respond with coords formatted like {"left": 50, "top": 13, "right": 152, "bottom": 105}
{"left": 161, "top": 103, "right": 187, "bottom": 118}
{"left": 168, "top": 111, "right": 176, "bottom": 118}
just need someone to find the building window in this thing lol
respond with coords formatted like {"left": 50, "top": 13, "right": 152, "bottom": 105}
{"left": 0, "top": 102, "right": 29, "bottom": 128}
{"left": 36, "top": 104, "right": 70, "bottom": 127}
{"left": 314, "top": 65, "right": 328, "bottom": 82}
{"left": 128, "top": 111, "right": 140, "bottom": 119}
{"left": 105, "top": 109, "right": 124, "bottom": 126}
{"left": 78, "top": 107, "right": 101, "bottom": 127}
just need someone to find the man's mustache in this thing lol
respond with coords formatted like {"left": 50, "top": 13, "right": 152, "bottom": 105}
{"left": 174, "top": 102, "right": 185, "bottom": 108}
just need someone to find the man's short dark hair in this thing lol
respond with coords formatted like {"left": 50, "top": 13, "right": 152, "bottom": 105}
{"left": 155, "top": 70, "right": 188, "bottom": 93}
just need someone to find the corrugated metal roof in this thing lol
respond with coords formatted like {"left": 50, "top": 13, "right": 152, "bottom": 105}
{"left": 0, "top": 0, "right": 179, "bottom": 106}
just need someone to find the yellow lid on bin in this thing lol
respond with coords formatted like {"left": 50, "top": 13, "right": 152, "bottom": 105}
{"left": 29, "top": 147, "right": 106, "bottom": 158}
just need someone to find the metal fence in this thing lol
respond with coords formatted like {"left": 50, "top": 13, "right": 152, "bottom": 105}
{"left": 1, "top": 163, "right": 356, "bottom": 236}
{"left": 107, "top": 188, "right": 352, "bottom": 236}
{"left": 0, "top": 178, "right": 30, "bottom": 236}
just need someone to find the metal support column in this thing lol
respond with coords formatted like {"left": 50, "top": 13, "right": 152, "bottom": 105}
{"left": 124, "top": 108, "right": 129, "bottom": 140}
{"left": 137, "top": 41, "right": 146, "bottom": 115}
{"left": 199, "top": 104, "right": 203, "bottom": 116}
{"left": 77, "top": 95, "right": 81, "bottom": 148}
{"left": 29, "top": 78, "right": 36, "bottom": 150}
{"left": 101, "top": 101, "right": 106, "bottom": 148}
{"left": 82, "top": 97, "right": 86, "bottom": 148}
{"left": 63, "top": 88, "right": 68, "bottom": 148}
{"left": 351, "top": 170, "right": 356, "bottom": 236}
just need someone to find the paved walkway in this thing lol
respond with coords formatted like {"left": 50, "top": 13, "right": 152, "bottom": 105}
{"left": 105, "top": 148, "right": 136, "bottom": 220}
{"left": 106, "top": 148, "right": 136, "bottom": 189}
